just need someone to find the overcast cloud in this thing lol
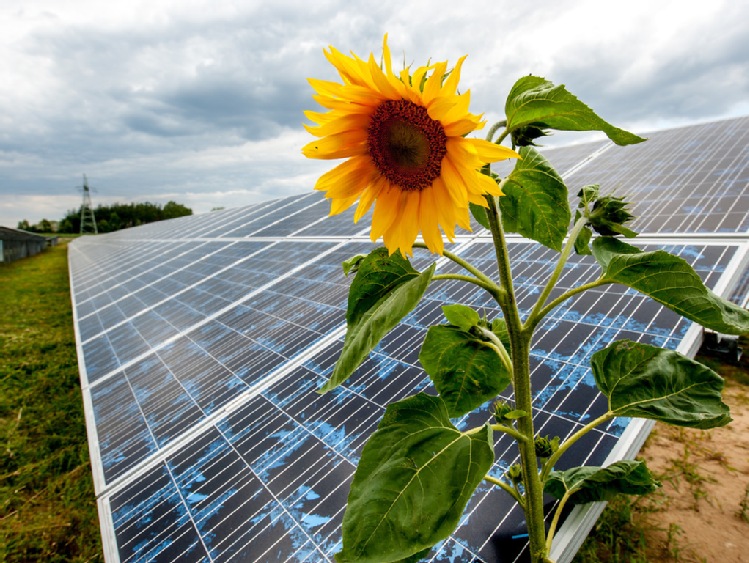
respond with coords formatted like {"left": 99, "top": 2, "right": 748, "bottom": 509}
{"left": 1, "top": 0, "right": 748, "bottom": 228}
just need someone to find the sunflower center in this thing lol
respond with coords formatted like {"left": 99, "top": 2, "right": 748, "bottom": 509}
{"left": 367, "top": 99, "right": 447, "bottom": 192}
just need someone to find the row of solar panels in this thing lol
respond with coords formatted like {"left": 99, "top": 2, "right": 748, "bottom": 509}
{"left": 69, "top": 116, "right": 748, "bottom": 562}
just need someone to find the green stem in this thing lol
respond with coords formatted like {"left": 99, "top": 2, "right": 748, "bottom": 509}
{"left": 535, "top": 278, "right": 609, "bottom": 322}
{"left": 485, "top": 120, "right": 507, "bottom": 143}
{"left": 525, "top": 215, "right": 589, "bottom": 331}
{"left": 540, "top": 411, "right": 614, "bottom": 483}
{"left": 474, "top": 325, "right": 513, "bottom": 378}
{"left": 484, "top": 195, "right": 548, "bottom": 562}
{"left": 431, "top": 273, "right": 497, "bottom": 295}
{"left": 545, "top": 490, "right": 574, "bottom": 554}
{"left": 414, "top": 243, "right": 500, "bottom": 296}
{"left": 489, "top": 423, "right": 527, "bottom": 443}
{"left": 485, "top": 474, "right": 525, "bottom": 506}
{"left": 494, "top": 128, "right": 510, "bottom": 146}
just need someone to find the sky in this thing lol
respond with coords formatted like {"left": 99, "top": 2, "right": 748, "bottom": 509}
{"left": 1, "top": 0, "right": 748, "bottom": 228}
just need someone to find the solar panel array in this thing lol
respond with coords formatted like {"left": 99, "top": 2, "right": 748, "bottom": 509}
{"left": 69, "top": 116, "right": 749, "bottom": 562}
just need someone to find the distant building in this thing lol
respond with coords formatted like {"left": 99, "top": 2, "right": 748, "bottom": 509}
{"left": 0, "top": 226, "right": 50, "bottom": 263}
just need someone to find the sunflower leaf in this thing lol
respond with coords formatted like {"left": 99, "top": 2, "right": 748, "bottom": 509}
{"left": 504, "top": 75, "right": 645, "bottom": 146}
{"left": 593, "top": 237, "right": 749, "bottom": 335}
{"left": 441, "top": 304, "right": 480, "bottom": 331}
{"left": 336, "top": 393, "right": 494, "bottom": 562}
{"left": 592, "top": 340, "right": 731, "bottom": 429}
{"left": 544, "top": 460, "right": 659, "bottom": 505}
{"left": 346, "top": 247, "right": 420, "bottom": 327}
{"left": 420, "top": 325, "right": 511, "bottom": 417}
{"left": 469, "top": 201, "right": 490, "bottom": 229}
{"left": 320, "top": 249, "right": 435, "bottom": 393}
{"left": 499, "top": 146, "right": 570, "bottom": 251}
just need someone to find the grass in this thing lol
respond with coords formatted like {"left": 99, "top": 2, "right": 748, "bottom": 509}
{"left": 0, "top": 242, "right": 102, "bottom": 562}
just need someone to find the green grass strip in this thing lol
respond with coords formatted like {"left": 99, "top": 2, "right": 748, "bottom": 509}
{"left": 0, "top": 242, "right": 102, "bottom": 562}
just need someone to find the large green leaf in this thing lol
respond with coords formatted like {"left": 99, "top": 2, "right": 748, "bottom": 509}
{"left": 337, "top": 393, "right": 494, "bottom": 562}
{"left": 504, "top": 76, "right": 645, "bottom": 146}
{"left": 545, "top": 460, "right": 659, "bottom": 505}
{"left": 347, "top": 248, "right": 420, "bottom": 327}
{"left": 593, "top": 237, "right": 749, "bottom": 335}
{"left": 499, "top": 146, "right": 570, "bottom": 251}
{"left": 320, "top": 250, "right": 435, "bottom": 393}
{"left": 420, "top": 325, "right": 511, "bottom": 417}
{"left": 592, "top": 340, "right": 731, "bottom": 429}
{"left": 440, "top": 304, "right": 480, "bottom": 332}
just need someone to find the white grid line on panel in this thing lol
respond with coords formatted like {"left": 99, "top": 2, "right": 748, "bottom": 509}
{"left": 80, "top": 241, "right": 272, "bottom": 346}
{"left": 690, "top": 130, "right": 748, "bottom": 233}
{"left": 72, "top": 240, "right": 186, "bottom": 296}
{"left": 672, "top": 122, "right": 745, "bottom": 233}
{"left": 560, "top": 142, "right": 614, "bottom": 179}
{"left": 92, "top": 245, "right": 352, "bottom": 495}
{"left": 75, "top": 240, "right": 210, "bottom": 308}
{"left": 215, "top": 192, "right": 320, "bottom": 239}
{"left": 78, "top": 240, "right": 229, "bottom": 316}
{"left": 160, "top": 462, "right": 217, "bottom": 563}
{"left": 83, "top": 239, "right": 288, "bottom": 390}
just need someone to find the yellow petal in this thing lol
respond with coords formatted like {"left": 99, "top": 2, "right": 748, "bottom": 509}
{"left": 443, "top": 55, "right": 466, "bottom": 95}
{"left": 467, "top": 138, "right": 522, "bottom": 163}
{"left": 302, "top": 130, "right": 367, "bottom": 160}
{"left": 443, "top": 117, "right": 482, "bottom": 137}
{"left": 456, "top": 206, "right": 472, "bottom": 231}
{"left": 419, "top": 187, "right": 444, "bottom": 254}
{"left": 315, "top": 155, "right": 372, "bottom": 199}
{"left": 324, "top": 46, "right": 369, "bottom": 87}
{"left": 308, "top": 78, "right": 384, "bottom": 106}
{"left": 440, "top": 157, "right": 469, "bottom": 208}
{"left": 432, "top": 178, "right": 457, "bottom": 241}
{"left": 396, "top": 190, "right": 421, "bottom": 256}
{"left": 422, "top": 61, "right": 447, "bottom": 106}
{"left": 370, "top": 184, "right": 401, "bottom": 241}
{"left": 411, "top": 64, "right": 429, "bottom": 93}
{"left": 329, "top": 193, "right": 360, "bottom": 215}
{"left": 367, "top": 54, "right": 402, "bottom": 99}
{"left": 304, "top": 112, "right": 371, "bottom": 137}
{"left": 303, "top": 109, "right": 332, "bottom": 125}
{"left": 448, "top": 147, "right": 501, "bottom": 198}
{"left": 354, "top": 174, "right": 387, "bottom": 223}
{"left": 441, "top": 91, "right": 473, "bottom": 127}
{"left": 426, "top": 96, "right": 457, "bottom": 122}
{"left": 382, "top": 34, "right": 393, "bottom": 76}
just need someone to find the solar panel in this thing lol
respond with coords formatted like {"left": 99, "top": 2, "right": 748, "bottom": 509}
{"left": 69, "top": 116, "right": 749, "bottom": 562}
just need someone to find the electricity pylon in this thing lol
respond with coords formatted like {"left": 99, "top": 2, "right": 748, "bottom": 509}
{"left": 79, "top": 174, "right": 98, "bottom": 235}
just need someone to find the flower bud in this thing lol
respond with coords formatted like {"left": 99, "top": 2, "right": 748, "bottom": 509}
{"left": 511, "top": 122, "right": 550, "bottom": 147}
{"left": 493, "top": 401, "right": 512, "bottom": 423}
{"left": 587, "top": 194, "right": 637, "bottom": 237}
{"left": 506, "top": 463, "right": 523, "bottom": 483}
{"left": 534, "top": 435, "right": 560, "bottom": 459}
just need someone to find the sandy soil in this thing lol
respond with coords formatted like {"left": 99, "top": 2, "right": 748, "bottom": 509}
{"left": 637, "top": 369, "right": 749, "bottom": 562}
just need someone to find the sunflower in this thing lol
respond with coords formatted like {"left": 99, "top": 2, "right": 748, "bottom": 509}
{"left": 303, "top": 35, "right": 519, "bottom": 256}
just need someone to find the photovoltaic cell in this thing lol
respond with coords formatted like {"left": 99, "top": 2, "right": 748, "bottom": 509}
{"left": 561, "top": 116, "right": 749, "bottom": 233}
{"left": 69, "top": 116, "right": 748, "bottom": 563}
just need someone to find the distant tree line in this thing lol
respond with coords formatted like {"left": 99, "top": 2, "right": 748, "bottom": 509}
{"left": 18, "top": 201, "right": 193, "bottom": 234}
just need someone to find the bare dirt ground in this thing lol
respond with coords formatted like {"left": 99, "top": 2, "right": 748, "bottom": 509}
{"left": 636, "top": 355, "right": 749, "bottom": 562}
